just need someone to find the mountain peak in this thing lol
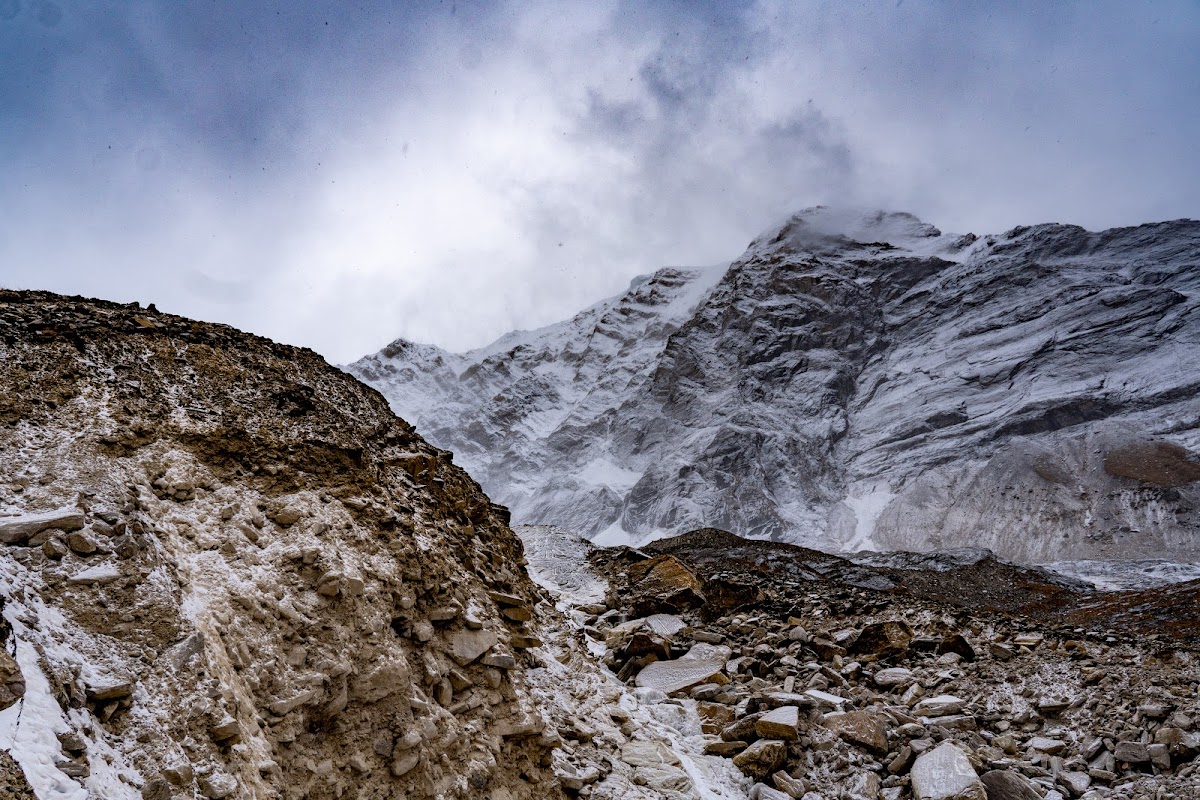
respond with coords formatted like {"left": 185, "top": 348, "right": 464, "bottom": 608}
{"left": 354, "top": 214, "right": 1200, "bottom": 564}
{"left": 754, "top": 207, "right": 948, "bottom": 252}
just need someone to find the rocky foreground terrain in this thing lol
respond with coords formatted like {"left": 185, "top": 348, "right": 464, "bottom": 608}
{"left": 2, "top": 290, "right": 1198, "bottom": 800}
{"left": 351, "top": 208, "right": 1200, "bottom": 561}
{"left": 543, "top": 525, "right": 1200, "bottom": 800}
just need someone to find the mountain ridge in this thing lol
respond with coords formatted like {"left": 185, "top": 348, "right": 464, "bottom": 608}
{"left": 350, "top": 208, "right": 1200, "bottom": 564}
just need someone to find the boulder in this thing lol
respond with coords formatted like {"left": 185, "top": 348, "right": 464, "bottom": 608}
{"left": 732, "top": 739, "right": 787, "bottom": 781}
{"left": 849, "top": 621, "right": 913, "bottom": 658}
{"left": 910, "top": 742, "right": 986, "bottom": 800}
{"left": 823, "top": 710, "right": 889, "bottom": 755}
{"left": 0, "top": 650, "right": 25, "bottom": 711}
{"left": 634, "top": 657, "right": 727, "bottom": 695}
{"left": 771, "top": 770, "right": 808, "bottom": 799}
{"left": 0, "top": 508, "right": 85, "bottom": 545}
{"left": 446, "top": 629, "right": 498, "bottom": 666}
{"left": 914, "top": 695, "right": 966, "bottom": 717}
{"left": 755, "top": 706, "right": 800, "bottom": 740}
{"left": 624, "top": 555, "right": 705, "bottom": 615}
{"left": 937, "top": 634, "right": 976, "bottom": 662}
{"left": 644, "top": 613, "right": 688, "bottom": 637}
{"left": 980, "top": 770, "right": 1040, "bottom": 800}
{"left": 1113, "top": 741, "right": 1150, "bottom": 764}
{"left": 874, "top": 667, "right": 914, "bottom": 689}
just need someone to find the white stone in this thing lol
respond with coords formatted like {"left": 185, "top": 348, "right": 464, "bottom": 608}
{"left": 683, "top": 642, "right": 733, "bottom": 662}
{"left": 913, "top": 694, "right": 966, "bottom": 717}
{"left": 910, "top": 742, "right": 986, "bottom": 800}
{"left": 804, "top": 689, "right": 847, "bottom": 709}
{"left": 66, "top": 563, "right": 122, "bottom": 585}
{"left": 644, "top": 613, "right": 687, "bottom": 636}
{"left": 635, "top": 658, "right": 727, "bottom": 694}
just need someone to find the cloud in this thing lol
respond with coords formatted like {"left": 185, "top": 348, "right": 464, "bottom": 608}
{"left": 0, "top": 1, "right": 1196, "bottom": 362}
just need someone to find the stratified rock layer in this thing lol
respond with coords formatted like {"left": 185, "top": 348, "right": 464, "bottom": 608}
{"left": 352, "top": 208, "right": 1200, "bottom": 562}
{"left": 0, "top": 291, "right": 564, "bottom": 799}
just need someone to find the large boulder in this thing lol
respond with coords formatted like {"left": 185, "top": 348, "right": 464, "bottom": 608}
{"left": 732, "top": 739, "right": 787, "bottom": 781}
{"left": 623, "top": 555, "right": 705, "bottom": 616}
{"left": 910, "top": 742, "right": 986, "bottom": 800}
{"left": 979, "top": 771, "right": 1040, "bottom": 800}
{"left": 634, "top": 657, "right": 727, "bottom": 695}
{"left": 848, "top": 621, "right": 912, "bottom": 659}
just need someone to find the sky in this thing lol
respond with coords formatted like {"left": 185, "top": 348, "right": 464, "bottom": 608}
{"left": 1, "top": 1, "right": 1198, "bottom": 363}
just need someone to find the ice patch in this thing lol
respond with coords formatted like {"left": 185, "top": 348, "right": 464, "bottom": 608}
{"left": 577, "top": 458, "right": 643, "bottom": 494}
{"left": 840, "top": 485, "right": 895, "bottom": 552}
{"left": 1043, "top": 559, "right": 1200, "bottom": 591}
{"left": 590, "top": 521, "right": 637, "bottom": 548}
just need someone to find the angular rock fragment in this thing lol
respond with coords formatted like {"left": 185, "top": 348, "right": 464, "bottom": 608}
{"left": 0, "top": 508, "right": 85, "bottom": 545}
{"left": 623, "top": 555, "right": 705, "bottom": 615}
{"left": 823, "top": 710, "right": 888, "bottom": 755}
{"left": 910, "top": 742, "right": 986, "bottom": 800}
{"left": 732, "top": 739, "right": 787, "bottom": 781}
{"left": 849, "top": 620, "right": 912, "bottom": 658}
{"left": 980, "top": 770, "right": 1040, "bottom": 800}
{"left": 446, "top": 629, "right": 499, "bottom": 666}
{"left": 755, "top": 706, "right": 799, "bottom": 740}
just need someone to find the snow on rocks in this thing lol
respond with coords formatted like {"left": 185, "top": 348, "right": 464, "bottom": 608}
{"left": 0, "top": 508, "right": 85, "bottom": 545}
{"left": 0, "top": 292, "right": 598, "bottom": 799}
{"left": 576, "top": 525, "right": 1200, "bottom": 799}
{"left": 353, "top": 211, "right": 1200, "bottom": 566}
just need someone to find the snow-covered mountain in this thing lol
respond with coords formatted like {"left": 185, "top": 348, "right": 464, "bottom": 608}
{"left": 348, "top": 208, "right": 1200, "bottom": 564}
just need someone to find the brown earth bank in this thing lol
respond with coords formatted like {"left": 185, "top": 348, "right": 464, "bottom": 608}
{"left": 580, "top": 526, "right": 1200, "bottom": 799}
{"left": 0, "top": 290, "right": 568, "bottom": 799}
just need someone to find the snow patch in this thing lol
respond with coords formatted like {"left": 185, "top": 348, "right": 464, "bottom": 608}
{"left": 1043, "top": 559, "right": 1200, "bottom": 591}
{"left": 577, "top": 458, "right": 643, "bottom": 494}
{"left": 839, "top": 485, "right": 895, "bottom": 553}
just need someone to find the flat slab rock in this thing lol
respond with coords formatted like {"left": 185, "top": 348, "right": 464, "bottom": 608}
{"left": 66, "top": 563, "right": 122, "bottom": 585}
{"left": 643, "top": 613, "right": 688, "bottom": 637}
{"left": 910, "top": 742, "right": 986, "bottom": 800}
{"left": 0, "top": 508, "right": 85, "bottom": 544}
{"left": 755, "top": 705, "right": 799, "bottom": 739}
{"left": 914, "top": 694, "right": 966, "bottom": 717}
{"left": 446, "top": 629, "right": 498, "bottom": 666}
{"left": 634, "top": 657, "right": 727, "bottom": 694}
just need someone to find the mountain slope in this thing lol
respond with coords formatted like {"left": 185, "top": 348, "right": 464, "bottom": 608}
{"left": 350, "top": 208, "right": 1200, "bottom": 563}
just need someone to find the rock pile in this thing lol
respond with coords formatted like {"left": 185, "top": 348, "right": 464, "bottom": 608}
{"left": 576, "top": 530, "right": 1200, "bottom": 799}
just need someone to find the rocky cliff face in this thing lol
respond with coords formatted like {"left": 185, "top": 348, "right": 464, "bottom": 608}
{"left": 350, "top": 208, "right": 1200, "bottom": 563}
{"left": 0, "top": 291, "right": 568, "bottom": 799}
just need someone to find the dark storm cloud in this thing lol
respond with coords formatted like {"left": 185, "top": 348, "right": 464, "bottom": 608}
{"left": 0, "top": 1, "right": 1196, "bottom": 362}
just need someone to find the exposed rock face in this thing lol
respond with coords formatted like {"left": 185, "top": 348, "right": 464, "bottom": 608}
{"left": 0, "top": 292, "right": 566, "bottom": 799}
{"left": 351, "top": 208, "right": 1200, "bottom": 563}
